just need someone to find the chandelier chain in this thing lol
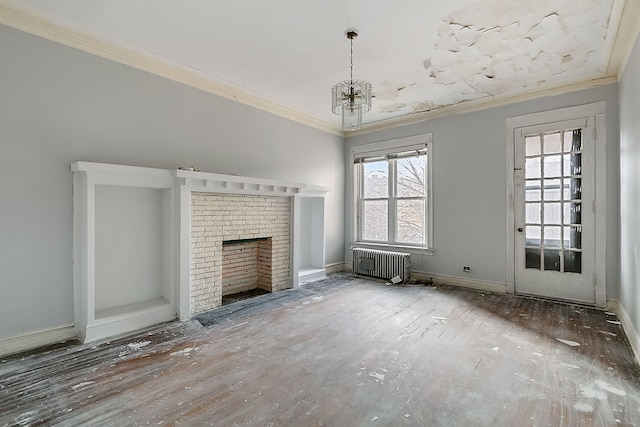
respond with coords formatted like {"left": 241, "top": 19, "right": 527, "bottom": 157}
{"left": 350, "top": 36, "right": 354, "bottom": 85}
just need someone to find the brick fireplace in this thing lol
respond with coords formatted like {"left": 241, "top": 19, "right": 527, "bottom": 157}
{"left": 72, "top": 162, "right": 326, "bottom": 343}
{"left": 190, "top": 193, "right": 291, "bottom": 314}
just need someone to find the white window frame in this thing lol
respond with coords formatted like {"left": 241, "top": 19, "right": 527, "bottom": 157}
{"left": 350, "top": 133, "right": 434, "bottom": 254}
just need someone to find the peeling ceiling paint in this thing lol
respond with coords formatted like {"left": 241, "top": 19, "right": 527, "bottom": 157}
{"left": 415, "top": 0, "right": 611, "bottom": 111}
{"left": 0, "top": 0, "right": 621, "bottom": 130}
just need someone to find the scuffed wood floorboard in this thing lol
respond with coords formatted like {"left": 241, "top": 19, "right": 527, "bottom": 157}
{"left": 1, "top": 274, "right": 639, "bottom": 426}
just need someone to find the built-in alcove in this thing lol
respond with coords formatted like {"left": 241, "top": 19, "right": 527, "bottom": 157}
{"left": 298, "top": 196, "right": 326, "bottom": 282}
{"left": 94, "top": 185, "right": 173, "bottom": 319}
{"left": 72, "top": 162, "right": 177, "bottom": 343}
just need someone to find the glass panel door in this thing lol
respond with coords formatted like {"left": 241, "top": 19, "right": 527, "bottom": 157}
{"left": 514, "top": 119, "right": 595, "bottom": 304}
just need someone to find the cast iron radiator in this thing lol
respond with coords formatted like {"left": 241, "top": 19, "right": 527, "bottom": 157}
{"left": 352, "top": 248, "right": 411, "bottom": 282}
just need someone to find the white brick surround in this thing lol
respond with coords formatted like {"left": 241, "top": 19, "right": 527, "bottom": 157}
{"left": 190, "top": 193, "right": 291, "bottom": 314}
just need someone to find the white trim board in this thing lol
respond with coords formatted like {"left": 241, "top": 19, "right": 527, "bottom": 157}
{"left": 607, "top": 299, "right": 640, "bottom": 367}
{"left": 324, "top": 262, "right": 347, "bottom": 275}
{"left": 411, "top": 272, "right": 507, "bottom": 294}
{"left": 0, "top": 325, "right": 76, "bottom": 357}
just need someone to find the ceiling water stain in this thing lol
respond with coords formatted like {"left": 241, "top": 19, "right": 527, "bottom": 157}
{"left": 379, "top": 103, "right": 407, "bottom": 113}
{"left": 374, "top": 81, "right": 415, "bottom": 102}
{"left": 412, "top": 101, "right": 441, "bottom": 114}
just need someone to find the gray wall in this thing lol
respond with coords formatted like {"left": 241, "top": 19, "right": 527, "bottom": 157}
{"left": 346, "top": 84, "right": 620, "bottom": 297}
{"left": 619, "top": 32, "right": 640, "bottom": 334}
{"left": 0, "top": 24, "right": 345, "bottom": 341}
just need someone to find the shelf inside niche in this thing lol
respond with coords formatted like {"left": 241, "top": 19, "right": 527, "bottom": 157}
{"left": 95, "top": 297, "right": 171, "bottom": 320}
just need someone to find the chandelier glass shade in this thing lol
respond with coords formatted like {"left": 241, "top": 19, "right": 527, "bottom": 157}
{"left": 331, "top": 31, "right": 372, "bottom": 131}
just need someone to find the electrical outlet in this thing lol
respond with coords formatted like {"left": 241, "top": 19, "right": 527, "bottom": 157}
{"left": 463, "top": 266, "right": 471, "bottom": 273}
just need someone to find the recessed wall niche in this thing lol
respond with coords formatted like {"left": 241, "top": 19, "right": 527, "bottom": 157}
{"left": 94, "top": 185, "right": 172, "bottom": 318}
{"left": 299, "top": 196, "right": 326, "bottom": 282}
{"left": 72, "top": 162, "right": 177, "bottom": 342}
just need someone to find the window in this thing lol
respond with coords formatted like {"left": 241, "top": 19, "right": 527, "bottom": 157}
{"left": 352, "top": 135, "right": 432, "bottom": 249}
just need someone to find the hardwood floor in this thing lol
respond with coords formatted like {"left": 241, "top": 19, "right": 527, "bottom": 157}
{"left": 1, "top": 274, "right": 639, "bottom": 426}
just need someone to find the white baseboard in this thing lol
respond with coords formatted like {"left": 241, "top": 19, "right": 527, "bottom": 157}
{"left": 325, "top": 262, "right": 348, "bottom": 274}
{"left": 0, "top": 325, "right": 77, "bottom": 357}
{"left": 299, "top": 268, "right": 327, "bottom": 284}
{"left": 82, "top": 304, "right": 176, "bottom": 343}
{"left": 607, "top": 299, "right": 640, "bottom": 366}
{"left": 411, "top": 271, "right": 507, "bottom": 294}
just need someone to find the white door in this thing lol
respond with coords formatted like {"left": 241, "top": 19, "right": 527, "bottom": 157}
{"left": 514, "top": 118, "right": 596, "bottom": 304}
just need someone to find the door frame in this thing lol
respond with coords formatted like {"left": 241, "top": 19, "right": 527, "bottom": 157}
{"left": 506, "top": 102, "right": 607, "bottom": 307}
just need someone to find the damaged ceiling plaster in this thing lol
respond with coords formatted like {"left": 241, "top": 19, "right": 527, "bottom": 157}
{"left": 0, "top": 0, "right": 621, "bottom": 130}
{"left": 374, "top": 0, "right": 614, "bottom": 122}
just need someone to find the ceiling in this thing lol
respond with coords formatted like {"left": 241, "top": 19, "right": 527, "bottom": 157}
{"left": 0, "top": 0, "right": 633, "bottom": 134}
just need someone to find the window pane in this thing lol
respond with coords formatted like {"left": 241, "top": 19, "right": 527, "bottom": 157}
{"left": 363, "top": 161, "right": 388, "bottom": 198}
{"left": 563, "top": 226, "right": 582, "bottom": 249}
{"left": 525, "top": 180, "right": 541, "bottom": 201}
{"left": 526, "top": 202, "right": 541, "bottom": 224}
{"left": 525, "top": 248, "right": 541, "bottom": 269}
{"left": 564, "top": 153, "right": 582, "bottom": 176}
{"left": 525, "top": 135, "right": 541, "bottom": 156}
{"left": 542, "top": 179, "right": 561, "bottom": 201}
{"left": 544, "top": 132, "right": 562, "bottom": 154}
{"left": 397, "top": 157, "right": 426, "bottom": 197}
{"left": 544, "top": 202, "right": 561, "bottom": 224}
{"left": 544, "top": 250, "right": 561, "bottom": 271}
{"left": 569, "top": 178, "right": 582, "bottom": 200}
{"left": 397, "top": 199, "right": 425, "bottom": 244}
{"left": 525, "top": 225, "right": 541, "bottom": 246}
{"left": 564, "top": 129, "right": 582, "bottom": 152}
{"left": 563, "top": 203, "right": 582, "bottom": 225}
{"left": 562, "top": 131, "right": 571, "bottom": 152}
{"left": 362, "top": 200, "right": 388, "bottom": 241}
{"left": 543, "top": 155, "right": 562, "bottom": 177}
{"left": 525, "top": 158, "right": 541, "bottom": 179}
{"left": 564, "top": 251, "right": 581, "bottom": 273}
{"left": 543, "top": 226, "right": 562, "bottom": 248}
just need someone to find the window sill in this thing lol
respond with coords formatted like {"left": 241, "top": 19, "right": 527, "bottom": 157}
{"left": 350, "top": 242, "right": 435, "bottom": 256}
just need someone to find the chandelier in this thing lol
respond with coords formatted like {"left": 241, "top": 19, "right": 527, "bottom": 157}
{"left": 331, "top": 31, "right": 372, "bottom": 131}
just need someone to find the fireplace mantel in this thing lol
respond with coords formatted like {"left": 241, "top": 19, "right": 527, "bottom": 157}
{"left": 175, "top": 169, "right": 308, "bottom": 196}
{"left": 72, "top": 162, "right": 328, "bottom": 342}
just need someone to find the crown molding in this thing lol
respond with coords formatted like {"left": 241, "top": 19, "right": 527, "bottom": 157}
{"left": 599, "top": 0, "right": 627, "bottom": 73}
{"left": 353, "top": 75, "right": 618, "bottom": 136}
{"left": 0, "top": 1, "right": 343, "bottom": 136}
{"left": 606, "top": 0, "right": 640, "bottom": 77}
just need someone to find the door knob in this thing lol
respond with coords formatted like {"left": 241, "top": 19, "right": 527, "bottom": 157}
{"left": 517, "top": 227, "right": 523, "bottom": 233}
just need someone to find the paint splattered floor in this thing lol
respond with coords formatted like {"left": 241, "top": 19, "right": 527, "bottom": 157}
{"left": 1, "top": 274, "right": 639, "bottom": 426}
